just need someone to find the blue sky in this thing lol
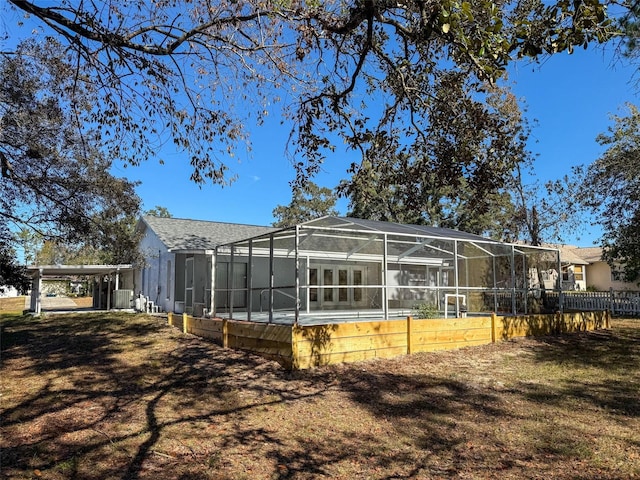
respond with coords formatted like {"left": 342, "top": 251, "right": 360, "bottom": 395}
{"left": 118, "top": 43, "right": 638, "bottom": 247}
{"left": 3, "top": 5, "right": 637, "bottom": 248}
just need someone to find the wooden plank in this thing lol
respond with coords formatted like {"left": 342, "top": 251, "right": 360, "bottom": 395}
{"left": 299, "top": 319, "right": 407, "bottom": 338}
{"left": 188, "top": 318, "right": 223, "bottom": 333}
{"left": 189, "top": 327, "right": 222, "bottom": 343}
{"left": 227, "top": 322, "right": 293, "bottom": 344}
{"left": 296, "top": 345, "right": 408, "bottom": 369}
{"left": 411, "top": 338, "right": 491, "bottom": 353}
{"left": 295, "top": 332, "right": 407, "bottom": 356}
{"left": 411, "top": 328, "right": 492, "bottom": 346}
{"left": 232, "top": 344, "right": 293, "bottom": 357}
{"left": 411, "top": 317, "right": 493, "bottom": 332}
{"left": 228, "top": 335, "right": 292, "bottom": 352}
{"left": 497, "top": 315, "right": 555, "bottom": 339}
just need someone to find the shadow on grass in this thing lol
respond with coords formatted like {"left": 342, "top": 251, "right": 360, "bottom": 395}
{"left": 519, "top": 320, "right": 640, "bottom": 417}
{"left": 2, "top": 314, "right": 639, "bottom": 479}
{"left": 0, "top": 313, "right": 324, "bottom": 480}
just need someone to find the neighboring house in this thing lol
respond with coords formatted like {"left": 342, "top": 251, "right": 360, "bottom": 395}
{"left": 557, "top": 245, "right": 638, "bottom": 291}
{"left": 555, "top": 245, "right": 589, "bottom": 291}
{"left": 137, "top": 215, "right": 561, "bottom": 319}
{"left": 573, "top": 246, "right": 638, "bottom": 291}
{"left": 135, "top": 216, "right": 277, "bottom": 315}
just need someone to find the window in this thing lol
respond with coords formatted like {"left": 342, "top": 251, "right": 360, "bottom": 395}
{"left": 339, "top": 269, "right": 348, "bottom": 302}
{"left": 612, "top": 269, "right": 625, "bottom": 281}
{"left": 309, "top": 268, "right": 318, "bottom": 302}
{"left": 310, "top": 264, "right": 367, "bottom": 306}
{"left": 166, "top": 260, "right": 171, "bottom": 300}
{"left": 323, "top": 268, "right": 334, "bottom": 302}
{"left": 353, "top": 270, "right": 363, "bottom": 302}
{"left": 185, "top": 257, "right": 194, "bottom": 310}
{"left": 573, "top": 265, "right": 584, "bottom": 281}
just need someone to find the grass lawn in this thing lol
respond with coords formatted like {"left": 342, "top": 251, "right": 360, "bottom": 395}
{"left": 0, "top": 296, "right": 26, "bottom": 314}
{"left": 1, "top": 313, "right": 639, "bottom": 479}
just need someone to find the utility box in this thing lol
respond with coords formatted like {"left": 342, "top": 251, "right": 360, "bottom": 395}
{"left": 113, "top": 289, "right": 134, "bottom": 309}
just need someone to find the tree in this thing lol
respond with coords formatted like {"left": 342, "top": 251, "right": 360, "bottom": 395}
{"left": 272, "top": 182, "right": 338, "bottom": 227}
{"left": 0, "top": 237, "right": 29, "bottom": 293}
{"left": 510, "top": 166, "right": 585, "bottom": 246}
{"left": 3, "top": 0, "right": 616, "bottom": 189}
{"left": 145, "top": 206, "right": 173, "bottom": 218}
{"left": 617, "top": 1, "right": 640, "bottom": 60}
{"left": 0, "top": 38, "right": 142, "bottom": 286}
{"left": 337, "top": 79, "right": 530, "bottom": 238}
{"left": 16, "top": 228, "right": 42, "bottom": 266}
{"left": 581, "top": 103, "right": 640, "bottom": 283}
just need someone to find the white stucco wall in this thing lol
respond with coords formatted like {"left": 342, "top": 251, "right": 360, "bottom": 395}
{"left": 137, "top": 227, "right": 175, "bottom": 313}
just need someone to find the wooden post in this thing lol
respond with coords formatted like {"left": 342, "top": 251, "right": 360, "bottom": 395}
{"left": 168, "top": 312, "right": 173, "bottom": 327}
{"left": 491, "top": 313, "right": 498, "bottom": 343}
{"left": 222, "top": 318, "right": 228, "bottom": 348}
{"left": 609, "top": 288, "right": 614, "bottom": 316}
{"left": 183, "top": 313, "right": 188, "bottom": 334}
{"left": 406, "top": 316, "right": 413, "bottom": 354}
{"left": 291, "top": 324, "right": 300, "bottom": 370}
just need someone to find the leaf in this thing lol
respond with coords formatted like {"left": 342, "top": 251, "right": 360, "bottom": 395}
{"left": 442, "top": 23, "right": 451, "bottom": 34}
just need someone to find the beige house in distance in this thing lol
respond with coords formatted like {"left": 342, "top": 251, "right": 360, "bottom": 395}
{"left": 559, "top": 245, "right": 638, "bottom": 291}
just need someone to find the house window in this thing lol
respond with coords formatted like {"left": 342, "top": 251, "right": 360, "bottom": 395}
{"left": 323, "top": 268, "right": 334, "bottom": 302}
{"left": 573, "top": 265, "right": 584, "bottom": 281}
{"left": 309, "top": 268, "right": 318, "bottom": 302}
{"left": 338, "top": 269, "right": 348, "bottom": 302}
{"left": 166, "top": 260, "right": 171, "bottom": 300}
{"left": 353, "top": 270, "right": 363, "bottom": 302}
{"left": 612, "top": 269, "right": 625, "bottom": 281}
{"left": 310, "top": 264, "right": 367, "bottom": 306}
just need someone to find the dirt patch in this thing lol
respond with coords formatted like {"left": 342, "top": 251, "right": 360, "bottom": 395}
{"left": 72, "top": 296, "right": 94, "bottom": 308}
{"left": 1, "top": 313, "right": 639, "bottom": 479}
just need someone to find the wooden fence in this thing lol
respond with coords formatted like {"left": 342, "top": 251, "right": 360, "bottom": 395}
{"left": 557, "top": 290, "right": 640, "bottom": 316}
{"left": 168, "top": 310, "right": 610, "bottom": 370}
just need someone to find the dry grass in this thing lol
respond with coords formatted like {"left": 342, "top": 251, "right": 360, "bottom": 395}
{"left": 0, "top": 296, "right": 26, "bottom": 313}
{"left": 71, "top": 297, "right": 94, "bottom": 308}
{"left": 1, "top": 313, "right": 639, "bottom": 480}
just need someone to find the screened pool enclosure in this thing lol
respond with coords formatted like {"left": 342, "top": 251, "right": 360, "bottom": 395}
{"left": 212, "top": 217, "right": 562, "bottom": 324}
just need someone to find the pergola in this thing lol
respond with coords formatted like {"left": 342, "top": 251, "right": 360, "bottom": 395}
{"left": 213, "top": 217, "right": 562, "bottom": 325}
{"left": 27, "top": 264, "right": 134, "bottom": 314}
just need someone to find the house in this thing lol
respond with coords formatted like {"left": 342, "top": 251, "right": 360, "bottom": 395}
{"left": 555, "top": 245, "right": 638, "bottom": 291}
{"left": 555, "top": 245, "right": 590, "bottom": 291}
{"left": 135, "top": 216, "right": 277, "bottom": 315}
{"left": 573, "top": 246, "right": 638, "bottom": 291}
{"left": 137, "top": 216, "right": 562, "bottom": 321}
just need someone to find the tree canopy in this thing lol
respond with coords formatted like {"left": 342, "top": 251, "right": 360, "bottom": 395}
{"left": 3, "top": 0, "right": 617, "bottom": 189}
{"left": 272, "top": 182, "right": 338, "bottom": 227}
{"left": 337, "top": 79, "right": 530, "bottom": 238}
{"left": 0, "top": 38, "right": 142, "bottom": 286}
{"left": 581, "top": 103, "right": 640, "bottom": 284}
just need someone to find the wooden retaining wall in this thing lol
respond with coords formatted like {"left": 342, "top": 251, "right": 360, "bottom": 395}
{"left": 167, "top": 311, "right": 610, "bottom": 370}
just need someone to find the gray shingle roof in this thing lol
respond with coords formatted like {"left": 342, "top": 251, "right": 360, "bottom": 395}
{"left": 140, "top": 216, "right": 277, "bottom": 251}
{"left": 573, "top": 246, "right": 603, "bottom": 263}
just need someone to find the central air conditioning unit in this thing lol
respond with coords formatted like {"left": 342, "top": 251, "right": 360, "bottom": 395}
{"left": 113, "top": 289, "right": 134, "bottom": 309}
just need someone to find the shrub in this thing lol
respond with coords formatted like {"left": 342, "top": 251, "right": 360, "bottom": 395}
{"left": 412, "top": 302, "right": 439, "bottom": 319}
